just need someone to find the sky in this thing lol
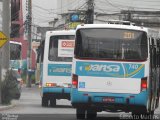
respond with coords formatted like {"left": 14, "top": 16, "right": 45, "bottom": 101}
{"left": 0, "top": 0, "right": 158, "bottom": 37}
{"left": 26, "top": 0, "right": 160, "bottom": 27}
{"left": 95, "top": 0, "right": 160, "bottom": 13}
{"left": 0, "top": 0, "right": 159, "bottom": 36}
{"left": 32, "top": 0, "right": 57, "bottom": 26}
{"left": 23, "top": 0, "right": 57, "bottom": 27}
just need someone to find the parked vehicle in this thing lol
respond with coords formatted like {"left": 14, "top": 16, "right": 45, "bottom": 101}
{"left": 12, "top": 70, "right": 23, "bottom": 99}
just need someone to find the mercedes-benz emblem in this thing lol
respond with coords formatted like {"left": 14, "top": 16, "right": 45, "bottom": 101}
{"left": 106, "top": 81, "right": 112, "bottom": 86}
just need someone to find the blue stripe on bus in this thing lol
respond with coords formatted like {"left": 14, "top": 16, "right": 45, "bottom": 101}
{"left": 43, "top": 87, "right": 71, "bottom": 94}
{"left": 75, "top": 61, "right": 145, "bottom": 78}
{"left": 48, "top": 64, "right": 72, "bottom": 76}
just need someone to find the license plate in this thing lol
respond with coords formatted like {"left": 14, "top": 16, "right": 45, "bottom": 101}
{"left": 102, "top": 97, "right": 115, "bottom": 103}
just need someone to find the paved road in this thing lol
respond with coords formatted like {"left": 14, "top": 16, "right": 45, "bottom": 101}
{"left": 0, "top": 86, "right": 74, "bottom": 114}
{"left": 0, "top": 86, "right": 159, "bottom": 120}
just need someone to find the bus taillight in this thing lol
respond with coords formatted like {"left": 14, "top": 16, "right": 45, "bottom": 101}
{"left": 141, "top": 77, "right": 147, "bottom": 91}
{"left": 18, "top": 68, "right": 21, "bottom": 74}
{"left": 72, "top": 74, "right": 78, "bottom": 88}
{"left": 46, "top": 83, "right": 57, "bottom": 87}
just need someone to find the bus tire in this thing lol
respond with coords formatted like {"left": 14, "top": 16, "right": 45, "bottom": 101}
{"left": 76, "top": 108, "right": 85, "bottom": 119}
{"left": 50, "top": 98, "right": 56, "bottom": 107}
{"left": 42, "top": 97, "right": 48, "bottom": 107}
{"left": 86, "top": 109, "right": 97, "bottom": 119}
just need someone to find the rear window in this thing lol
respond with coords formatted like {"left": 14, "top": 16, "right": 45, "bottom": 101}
{"left": 48, "top": 35, "right": 75, "bottom": 62}
{"left": 75, "top": 28, "right": 148, "bottom": 61}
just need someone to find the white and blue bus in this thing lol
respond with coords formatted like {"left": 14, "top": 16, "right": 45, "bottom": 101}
{"left": 10, "top": 41, "right": 22, "bottom": 72}
{"left": 40, "top": 30, "right": 75, "bottom": 107}
{"left": 71, "top": 23, "right": 160, "bottom": 119}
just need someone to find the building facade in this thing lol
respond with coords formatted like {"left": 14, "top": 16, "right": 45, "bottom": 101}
{"left": 11, "top": 0, "right": 36, "bottom": 70}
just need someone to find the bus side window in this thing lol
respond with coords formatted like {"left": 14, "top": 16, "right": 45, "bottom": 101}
{"left": 75, "top": 30, "right": 82, "bottom": 57}
{"left": 153, "top": 38, "right": 156, "bottom": 68}
{"left": 37, "top": 40, "right": 44, "bottom": 63}
{"left": 36, "top": 47, "right": 40, "bottom": 63}
{"left": 41, "top": 40, "right": 45, "bottom": 62}
{"left": 48, "top": 38, "right": 58, "bottom": 61}
{"left": 156, "top": 40, "right": 158, "bottom": 67}
{"left": 157, "top": 39, "right": 160, "bottom": 67}
{"left": 150, "top": 38, "right": 156, "bottom": 69}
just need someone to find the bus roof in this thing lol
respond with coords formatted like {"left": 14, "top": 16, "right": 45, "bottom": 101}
{"left": 46, "top": 30, "right": 75, "bottom": 36}
{"left": 9, "top": 41, "right": 22, "bottom": 45}
{"left": 76, "top": 24, "right": 148, "bottom": 33}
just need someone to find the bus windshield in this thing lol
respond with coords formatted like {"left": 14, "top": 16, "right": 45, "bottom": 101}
{"left": 10, "top": 42, "right": 21, "bottom": 60}
{"left": 48, "top": 35, "right": 75, "bottom": 62}
{"left": 75, "top": 28, "right": 148, "bottom": 61}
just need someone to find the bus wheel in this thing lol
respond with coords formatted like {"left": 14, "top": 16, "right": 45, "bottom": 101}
{"left": 42, "top": 97, "right": 48, "bottom": 107}
{"left": 76, "top": 108, "right": 85, "bottom": 119}
{"left": 50, "top": 98, "right": 56, "bottom": 107}
{"left": 86, "top": 109, "right": 97, "bottom": 119}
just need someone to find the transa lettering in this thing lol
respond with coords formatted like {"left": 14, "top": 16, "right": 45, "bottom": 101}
{"left": 86, "top": 64, "right": 120, "bottom": 72}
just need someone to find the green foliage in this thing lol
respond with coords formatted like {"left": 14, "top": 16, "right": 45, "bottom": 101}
{"left": 1, "top": 70, "right": 19, "bottom": 104}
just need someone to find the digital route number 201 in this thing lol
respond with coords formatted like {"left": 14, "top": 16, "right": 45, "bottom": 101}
{"left": 124, "top": 32, "right": 135, "bottom": 39}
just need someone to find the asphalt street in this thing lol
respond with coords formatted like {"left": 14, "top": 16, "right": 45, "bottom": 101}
{"left": 0, "top": 85, "right": 159, "bottom": 120}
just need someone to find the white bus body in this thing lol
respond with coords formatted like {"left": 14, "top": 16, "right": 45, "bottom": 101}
{"left": 41, "top": 30, "right": 75, "bottom": 107}
{"left": 71, "top": 24, "right": 160, "bottom": 119}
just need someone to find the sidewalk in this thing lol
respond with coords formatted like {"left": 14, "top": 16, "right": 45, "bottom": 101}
{"left": 0, "top": 84, "right": 36, "bottom": 111}
{"left": 0, "top": 100, "right": 18, "bottom": 111}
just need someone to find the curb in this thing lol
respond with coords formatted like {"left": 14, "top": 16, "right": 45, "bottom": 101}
{"left": 0, "top": 100, "right": 17, "bottom": 111}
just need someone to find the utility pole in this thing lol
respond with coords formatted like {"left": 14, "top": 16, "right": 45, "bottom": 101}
{"left": 86, "top": 0, "right": 94, "bottom": 24}
{"left": 26, "top": 0, "right": 32, "bottom": 88}
{"left": 0, "top": 0, "right": 2, "bottom": 105}
{"left": 124, "top": 10, "right": 132, "bottom": 21}
{"left": 0, "top": 0, "right": 10, "bottom": 104}
{"left": 0, "top": 49, "right": 1, "bottom": 104}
